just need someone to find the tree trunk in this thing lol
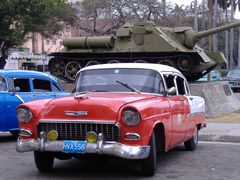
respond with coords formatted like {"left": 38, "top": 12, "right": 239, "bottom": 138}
{"left": 238, "top": 27, "right": 240, "bottom": 68}
{"left": 194, "top": 0, "right": 198, "bottom": 31}
{"left": 162, "top": 0, "right": 166, "bottom": 17}
{"left": 208, "top": 0, "right": 213, "bottom": 51}
{"left": 202, "top": 0, "right": 206, "bottom": 31}
{"left": 229, "top": 0, "right": 235, "bottom": 69}
{"left": 212, "top": 0, "right": 218, "bottom": 52}
{"left": 0, "top": 46, "right": 8, "bottom": 69}
{"left": 225, "top": 10, "right": 230, "bottom": 70}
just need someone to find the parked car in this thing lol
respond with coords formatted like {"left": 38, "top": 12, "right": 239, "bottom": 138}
{"left": 225, "top": 70, "right": 240, "bottom": 92}
{"left": 16, "top": 63, "right": 205, "bottom": 176}
{"left": 0, "top": 70, "right": 69, "bottom": 135}
{"left": 197, "top": 70, "right": 222, "bottom": 81}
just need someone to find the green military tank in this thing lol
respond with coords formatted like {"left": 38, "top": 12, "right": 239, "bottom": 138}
{"left": 48, "top": 21, "right": 240, "bottom": 82}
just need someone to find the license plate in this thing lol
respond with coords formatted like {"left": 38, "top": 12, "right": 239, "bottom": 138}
{"left": 62, "top": 140, "right": 86, "bottom": 153}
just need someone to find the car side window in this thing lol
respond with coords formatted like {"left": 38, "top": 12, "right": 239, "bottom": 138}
{"left": 0, "top": 76, "right": 7, "bottom": 92}
{"left": 163, "top": 74, "right": 176, "bottom": 95}
{"left": 33, "top": 79, "right": 51, "bottom": 92}
{"left": 175, "top": 76, "right": 187, "bottom": 95}
{"left": 13, "top": 78, "right": 30, "bottom": 92}
{"left": 52, "top": 83, "right": 61, "bottom": 92}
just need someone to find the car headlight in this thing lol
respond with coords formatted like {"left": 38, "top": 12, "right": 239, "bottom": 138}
{"left": 122, "top": 108, "right": 140, "bottom": 126}
{"left": 17, "top": 108, "right": 33, "bottom": 123}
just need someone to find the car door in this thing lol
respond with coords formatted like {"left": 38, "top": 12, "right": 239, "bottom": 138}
{"left": 51, "top": 82, "right": 70, "bottom": 97}
{"left": 0, "top": 75, "right": 7, "bottom": 130}
{"left": 31, "top": 78, "right": 56, "bottom": 99}
{"left": 185, "top": 89, "right": 205, "bottom": 140}
{"left": 163, "top": 73, "right": 188, "bottom": 147}
{"left": 4, "top": 77, "right": 30, "bottom": 131}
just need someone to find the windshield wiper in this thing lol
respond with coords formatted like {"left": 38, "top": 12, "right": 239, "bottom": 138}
{"left": 116, "top": 80, "right": 140, "bottom": 94}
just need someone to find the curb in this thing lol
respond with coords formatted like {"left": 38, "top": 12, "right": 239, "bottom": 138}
{"left": 199, "top": 134, "right": 240, "bottom": 143}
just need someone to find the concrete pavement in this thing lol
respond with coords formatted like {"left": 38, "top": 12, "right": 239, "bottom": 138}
{"left": 199, "top": 123, "right": 240, "bottom": 143}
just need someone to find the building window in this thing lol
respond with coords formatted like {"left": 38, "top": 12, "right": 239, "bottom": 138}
{"left": 53, "top": 40, "right": 57, "bottom": 45}
{"left": 46, "top": 40, "right": 50, "bottom": 45}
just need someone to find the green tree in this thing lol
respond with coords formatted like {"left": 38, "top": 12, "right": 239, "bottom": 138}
{"left": 0, "top": 0, "right": 76, "bottom": 69}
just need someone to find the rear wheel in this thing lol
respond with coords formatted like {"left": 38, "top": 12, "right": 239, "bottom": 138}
{"left": 184, "top": 126, "right": 198, "bottom": 151}
{"left": 65, "top": 61, "right": 81, "bottom": 81}
{"left": 177, "top": 56, "right": 192, "bottom": 72}
{"left": 134, "top": 60, "right": 147, "bottom": 63}
{"left": 108, "top": 60, "right": 120, "bottom": 63}
{"left": 157, "top": 59, "right": 176, "bottom": 68}
{"left": 140, "top": 133, "right": 157, "bottom": 176}
{"left": 49, "top": 59, "right": 65, "bottom": 76}
{"left": 34, "top": 151, "right": 54, "bottom": 172}
{"left": 85, "top": 60, "right": 99, "bottom": 66}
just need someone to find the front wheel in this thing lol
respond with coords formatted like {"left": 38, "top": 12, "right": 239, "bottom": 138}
{"left": 34, "top": 151, "right": 54, "bottom": 172}
{"left": 184, "top": 126, "right": 199, "bottom": 151}
{"left": 140, "top": 133, "right": 157, "bottom": 176}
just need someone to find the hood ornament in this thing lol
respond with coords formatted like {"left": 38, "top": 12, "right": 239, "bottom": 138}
{"left": 65, "top": 111, "right": 88, "bottom": 117}
{"left": 74, "top": 92, "right": 90, "bottom": 99}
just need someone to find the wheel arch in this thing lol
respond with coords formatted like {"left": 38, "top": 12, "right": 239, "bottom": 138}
{"left": 196, "top": 123, "right": 202, "bottom": 131}
{"left": 153, "top": 123, "right": 165, "bottom": 154}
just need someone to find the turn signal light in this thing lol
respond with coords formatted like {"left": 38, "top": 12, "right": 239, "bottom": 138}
{"left": 47, "top": 130, "right": 58, "bottom": 141}
{"left": 86, "top": 131, "right": 97, "bottom": 143}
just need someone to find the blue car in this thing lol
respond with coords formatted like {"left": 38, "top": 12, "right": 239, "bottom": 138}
{"left": 0, "top": 70, "right": 69, "bottom": 135}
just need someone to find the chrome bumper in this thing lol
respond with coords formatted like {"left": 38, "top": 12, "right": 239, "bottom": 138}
{"left": 16, "top": 132, "right": 150, "bottom": 160}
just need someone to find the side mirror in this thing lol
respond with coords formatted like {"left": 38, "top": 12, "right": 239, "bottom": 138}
{"left": 167, "top": 87, "right": 176, "bottom": 95}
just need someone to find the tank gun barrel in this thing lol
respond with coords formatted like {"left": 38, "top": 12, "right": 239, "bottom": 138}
{"left": 195, "top": 21, "right": 240, "bottom": 39}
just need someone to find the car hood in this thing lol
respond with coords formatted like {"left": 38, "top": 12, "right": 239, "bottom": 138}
{"left": 39, "top": 92, "right": 157, "bottom": 122}
{"left": 14, "top": 92, "right": 70, "bottom": 103}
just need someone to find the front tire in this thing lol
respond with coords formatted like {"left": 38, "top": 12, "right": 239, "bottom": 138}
{"left": 184, "top": 126, "right": 198, "bottom": 151}
{"left": 34, "top": 151, "right": 54, "bottom": 172}
{"left": 140, "top": 133, "right": 157, "bottom": 176}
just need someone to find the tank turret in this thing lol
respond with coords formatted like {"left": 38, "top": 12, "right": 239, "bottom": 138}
{"left": 48, "top": 21, "right": 240, "bottom": 82}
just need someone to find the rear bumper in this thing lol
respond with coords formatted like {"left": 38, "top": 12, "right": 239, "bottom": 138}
{"left": 16, "top": 132, "right": 150, "bottom": 160}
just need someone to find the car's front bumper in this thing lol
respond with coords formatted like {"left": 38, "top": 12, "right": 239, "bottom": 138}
{"left": 16, "top": 132, "right": 150, "bottom": 160}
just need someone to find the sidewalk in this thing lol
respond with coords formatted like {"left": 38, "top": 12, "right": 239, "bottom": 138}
{"left": 199, "top": 123, "right": 240, "bottom": 143}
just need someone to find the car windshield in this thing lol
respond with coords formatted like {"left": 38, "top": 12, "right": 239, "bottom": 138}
{"left": 76, "top": 68, "right": 163, "bottom": 94}
{"left": 227, "top": 70, "right": 240, "bottom": 77}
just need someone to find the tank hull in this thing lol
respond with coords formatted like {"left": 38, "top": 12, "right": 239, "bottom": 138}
{"left": 48, "top": 51, "right": 217, "bottom": 82}
{"left": 48, "top": 20, "right": 239, "bottom": 82}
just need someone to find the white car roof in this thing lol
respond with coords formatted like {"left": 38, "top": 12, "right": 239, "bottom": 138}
{"left": 79, "top": 63, "right": 182, "bottom": 75}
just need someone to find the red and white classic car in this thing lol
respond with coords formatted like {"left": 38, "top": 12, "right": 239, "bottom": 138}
{"left": 16, "top": 63, "right": 205, "bottom": 176}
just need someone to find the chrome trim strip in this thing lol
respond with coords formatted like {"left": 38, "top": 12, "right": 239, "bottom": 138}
{"left": 64, "top": 111, "right": 88, "bottom": 117}
{"left": 124, "top": 133, "right": 141, "bottom": 141}
{"left": 16, "top": 135, "right": 150, "bottom": 159}
{"left": 15, "top": 94, "right": 24, "bottom": 103}
{"left": 19, "top": 129, "right": 32, "bottom": 137}
{"left": 39, "top": 119, "right": 116, "bottom": 124}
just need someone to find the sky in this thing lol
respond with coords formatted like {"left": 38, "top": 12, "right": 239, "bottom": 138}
{"left": 168, "top": 0, "right": 192, "bottom": 6}
{"left": 168, "top": 0, "right": 240, "bottom": 19}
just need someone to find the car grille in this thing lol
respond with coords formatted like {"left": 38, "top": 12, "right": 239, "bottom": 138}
{"left": 37, "top": 121, "right": 119, "bottom": 142}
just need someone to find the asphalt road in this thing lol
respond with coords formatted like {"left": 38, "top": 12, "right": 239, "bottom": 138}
{"left": 0, "top": 132, "right": 240, "bottom": 180}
